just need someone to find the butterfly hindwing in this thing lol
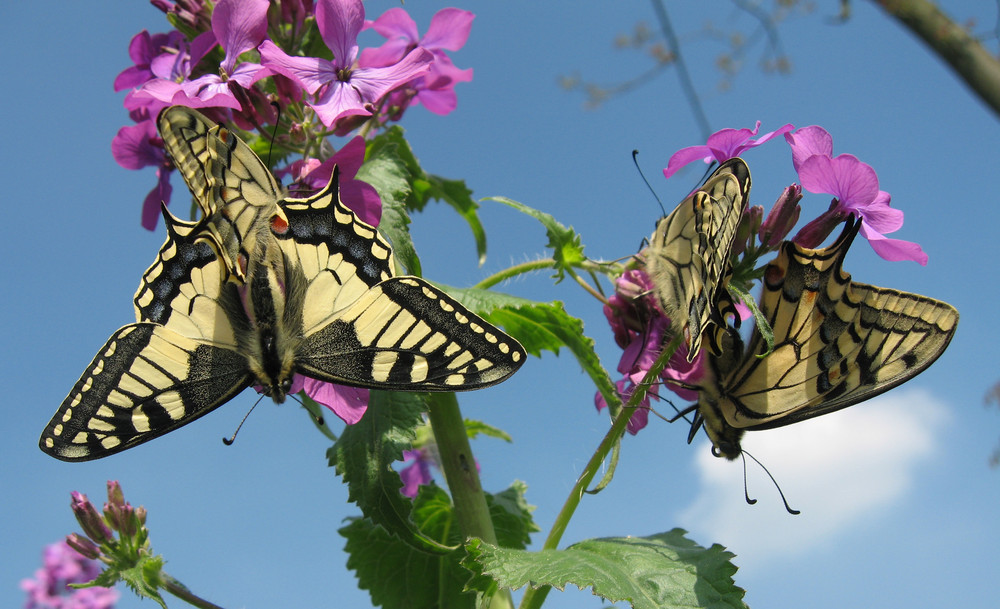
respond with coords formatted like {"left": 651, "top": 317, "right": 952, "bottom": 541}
{"left": 696, "top": 220, "right": 958, "bottom": 459}
{"left": 646, "top": 158, "right": 750, "bottom": 360}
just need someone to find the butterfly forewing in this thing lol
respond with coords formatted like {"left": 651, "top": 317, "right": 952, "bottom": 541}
{"left": 158, "top": 105, "right": 284, "bottom": 282}
{"left": 646, "top": 158, "right": 750, "bottom": 360}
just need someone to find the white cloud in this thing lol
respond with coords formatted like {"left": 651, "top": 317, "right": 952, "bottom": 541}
{"left": 675, "top": 388, "right": 950, "bottom": 567}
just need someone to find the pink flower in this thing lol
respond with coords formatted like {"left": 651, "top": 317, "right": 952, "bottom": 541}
{"left": 595, "top": 270, "right": 705, "bottom": 434}
{"left": 110, "top": 119, "right": 173, "bottom": 230}
{"left": 259, "top": 0, "right": 432, "bottom": 126}
{"left": 399, "top": 448, "right": 434, "bottom": 498}
{"left": 664, "top": 121, "right": 794, "bottom": 179}
{"left": 360, "top": 8, "right": 474, "bottom": 116}
{"left": 786, "top": 126, "right": 927, "bottom": 264}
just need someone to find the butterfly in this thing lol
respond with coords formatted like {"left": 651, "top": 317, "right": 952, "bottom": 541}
{"left": 645, "top": 158, "right": 750, "bottom": 361}
{"left": 678, "top": 218, "right": 958, "bottom": 459}
{"left": 40, "top": 116, "right": 525, "bottom": 462}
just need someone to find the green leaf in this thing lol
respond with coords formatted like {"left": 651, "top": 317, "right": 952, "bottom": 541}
{"left": 464, "top": 530, "right": 746, "bottom": 609}
{"left": 328, "top": 391, "right": 450, "bottom": 552}
{"left": 360, "top": 135, "right": 422, "bottom": 276}
{"left": 371, "top": 127, "right": 489, "bottom": 265}
{"left": 464, "top": 418, "right": 512, "bottom": 443}
{"left": 489, "top": 196, "right": 586, "bottom": 280}
{"left": 469, "top": 295, "right": 618, "bottom": 404}
{"left": 343, "top": 483, "right": 536, "bottom": 609}
{"left": 117, "top": 554, "right": 168, "bottom": 609}
{"left": 487, "top": 481, "right": 538, "bottom": 550}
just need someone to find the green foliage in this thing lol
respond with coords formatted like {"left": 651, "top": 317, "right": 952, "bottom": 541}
{"left": 464, "top": 530, "right": 746, "bottom": 609}
{"left": 490, "top": 196, "right": 586, "bottom": 279}
{"left": 342, "top": 483, "right": 537, "bottom": 609}
{"left": 328, "top": 391, "right": 451, "bottom": 552}
{"left": 371, "top": 127, "right": 489, "bottom": 265}
{"left": 361, "top": 134, "right": 422, "bottom": 276}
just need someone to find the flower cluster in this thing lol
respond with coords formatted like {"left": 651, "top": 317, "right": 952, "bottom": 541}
{"left": 21, "top": 541, "right": 118, "bottom": 609}
{"left": 601, "top": 121, "right": 929, "bottom": 431}
{"left": 112, "top": 0, "right": 474, "bottom": 229}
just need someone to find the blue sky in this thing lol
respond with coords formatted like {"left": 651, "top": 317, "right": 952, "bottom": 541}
{"left": 3, "top": 1, "right": 999, "bottom": 608}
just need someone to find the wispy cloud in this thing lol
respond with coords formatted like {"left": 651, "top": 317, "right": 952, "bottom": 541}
{"left": 675, "top": 389, "right": 949, "bottom": 568}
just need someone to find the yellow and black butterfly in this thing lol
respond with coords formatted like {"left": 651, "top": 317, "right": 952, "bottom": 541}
{"left": 679, "top": 218, "right": 958, "bottom": 459}
{"left": 645, "top": 158, "right": 750, "bottom": 360}
{"left": 40, "top": 114, "right": 525, "bottom": 462}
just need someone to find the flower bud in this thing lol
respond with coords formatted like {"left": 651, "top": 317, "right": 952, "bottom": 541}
{"left": 760, "top": 184, "right": 802, "bottom": 247}
{"left": 792, "top": 202, "right": 849, "bottom": 248}
{"left": 106, "top": 480, "right": 125, "bottom": 510}
{"left": 71, "top": 492, "right": 112, "bottom": 544}
{"left": 65, "top": 533, "right": 101, "bottom": 560}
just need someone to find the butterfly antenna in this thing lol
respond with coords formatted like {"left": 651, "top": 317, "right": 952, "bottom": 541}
{"left": 222, "top": 394, "right": 265, "bottom": 446}
{"left": 632, "top": 150, "right": 667, "bottom": 216}
{"left": 289, "top": 393, "right": 325, "bottom": 426}
{"left": 265, "top": 101, "right": 282, "bottom": 168}
{"left": 741, "top": 449, "right": 801, "bottom": 515}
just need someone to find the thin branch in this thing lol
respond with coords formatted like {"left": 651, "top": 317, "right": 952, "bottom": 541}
{"left": 649, "top": 0, "right": 713, "bottom": 139}
{"left": 873, "top": 0, "right": 1000, "bottom": 119}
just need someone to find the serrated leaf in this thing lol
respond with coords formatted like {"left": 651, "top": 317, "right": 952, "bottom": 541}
{"left": 487, "top": 481, "right": 538, "bottom": 550}
{"left": 361, "top": 134, "right": 422, "bottom": 275}
{"left": 489, "top": 196, "right": 586, "bottom": 279}
{"left": 329, "top": 391, "right": 450, "bottom": 553}
{"left": 343, "top": 483, "right": 536, "bottom": 609}
{"left": 464, "top": 418, "right": 512, "bottom": 442}
{"left": 469, "top": 296, "right": 618, "bottom": 404}
{"left": 370, "top": 127, "right": 489, "bottom": 265}
{"left": 118, "top": 555, "right": 168, "bottom": 609}
{"left": 342, "top": 514, "right": 477, "bottom": 609}
{"left": 464, "top": 530, "right": 746, "bottom": 609}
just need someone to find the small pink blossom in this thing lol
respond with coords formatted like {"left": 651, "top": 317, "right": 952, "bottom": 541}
{"left": 664, "top": 121, "right": 794, "bottom": 179}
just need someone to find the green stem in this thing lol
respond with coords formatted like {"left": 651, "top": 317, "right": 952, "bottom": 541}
{"left": 161, "top": 573, "right": 225, "bottom": 609}
{"left": 475, "top": 259, "right": 557, "bottom": 290}
{"left": 517, "top": 334, "right": 683, "bottom": 609}
{"left": 425, "top": 393, "right": 514, "bottom": 609}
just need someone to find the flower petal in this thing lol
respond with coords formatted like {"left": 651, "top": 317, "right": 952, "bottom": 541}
{"left": 859, "top": 223, "right": 928, "bottom": 265}
{"left": 302, "top": 377, "right": 369, "bottom": 424}
{"left": 316, "top": 0, "right": 364, "bottom": 65}
{"left": 785, "top": 125, "right": 833, "bottom": 172}
{"left": 422, "top": 8, "right": 475, "bottom": 51}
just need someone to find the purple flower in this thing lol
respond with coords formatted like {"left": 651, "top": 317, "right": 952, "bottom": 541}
{"left": 296, "top": 375, "right": 368, "bottom": 425}
{"left": 113, "top": 30, "right": 186, "bottom": 92}
{"left": 21, "top": 541, "right": 119, "bottom": 609}
{"left": 133, "top": 0, "right": 271, "bottom": 111}
{"left": 399, "top": 448, "right": 434, "bottom": 498}
{"left": 110, "top": 119, "right": 173, "bottom": 230}
{"left": 596, "top": 270, "right": 705, "bottom": 434}
{"left": 664, "top": 121, "right": 794, "bottom": 179}
{"left": 360, "top": 8, "right": 474, "bottom": 116}
{"left": 259, "top": 0, "right": 433, "bottom": 126}
{"left": 786, "top": 126, "right": 927, "bottom": 264}
{"left": 126, "top": 31, "right": 221, "bottom": 112}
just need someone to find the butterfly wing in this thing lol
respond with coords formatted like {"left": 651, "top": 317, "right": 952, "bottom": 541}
{"left": 158, "top": 105, "right": 284, "bottom": 282}
{"left": 41, "top": 211, "right": 253, "bottom": 461}
{"left": 697, "top": 220, "right": 958, "bottom": 460}
{"left": 275, "top": 167, "right": 525, "bottom": 390}
{"left": 646, "top": 158, "right": 750, "bottom": 360}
